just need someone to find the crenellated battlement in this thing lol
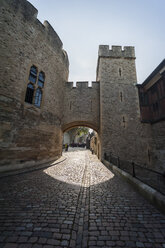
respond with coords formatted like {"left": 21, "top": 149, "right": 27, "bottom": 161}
{"left": 43, "top": 21, "right": 62, "bottom": 50}
{"left": 2, "top": 0, "right": 38, "bottom": 20}
{"left": 1, "top": 0, "right": 68, "bottom": 65}
{"left": 98, "top": 45, "right": 135, "bottom": 58}
{"left": 63, "top": 80, "right": 100, "bottom": 132}
{"left": 65, "top": 81, "right": 100, "bottom": 88}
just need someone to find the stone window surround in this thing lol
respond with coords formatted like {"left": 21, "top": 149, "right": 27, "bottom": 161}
{"left": 24, "top": 65, "right": 45, "bottom": 109}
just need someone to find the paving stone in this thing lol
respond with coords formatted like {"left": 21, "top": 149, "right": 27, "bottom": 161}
{"left": 52, "top": 233, "right": 62, "bottom": 239}
{"left": 18, "top": 244, "right": 32, "bottom": 248}
{"left": 69, "top": 239, "right": 76, "bottom": 247}
{"left": 33, "top": 227, "right": 41, "bottom": 231}
{"left": 31, "top": 245, "right": 42, "bottom": 248}
{"left": 61, "top": 240, "right": 68, "bottom": 246}
{"left": 116, "top": 240, "right": 125, "bottom": 246}
{"left": 97, "top": 240, "right": 105, "bottom": 246}
{"left": 21, "top": 232, "right": 32, "bottom": 237}
{"left": 0, "top": 236, "right": 6, "bottom": 242}
{"left": 38, "top": 238, "right": 47, "bottom": 244}
{"left": 46, "top": 239, "right": 60, "bottom": 246}
{"left": 5, "top": 237, "right": 18, "bottom": 243}
{"left": 89, "top": 241, "right": 97, "bottom": 245}
{"left": 43, "top": 246, "right": 54, "bottom": 248}
{"left": 4, "top": 244, "right": 18, "bottom": 248}
{"left": 18, "top": 236, "right": 28, "bottom": 243}
{"left": 62, "top": 234, "right": 70, "bottom": 240}
{"left": 106, "top": 241, "right": 116, "bottom": 246}
{"left": 136, "top": 241, "right": 145, "bottom": 247}
{"left": 28, "top": 237, "right": 38, "bottom": 243}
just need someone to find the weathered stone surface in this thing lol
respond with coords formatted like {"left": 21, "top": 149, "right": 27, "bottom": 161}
{"left": 62, "top": 81, "right": 100, "bottom": 133}
{"left": 97, "top": 45, "right": 152, "bottom": 165}
{"left": 0, "top": 0, "right": 68, "bottom": 171}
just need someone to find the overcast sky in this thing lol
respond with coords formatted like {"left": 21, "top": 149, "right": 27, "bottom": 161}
{"left": 28, "top": 0, "right": 165, "bottom": 84}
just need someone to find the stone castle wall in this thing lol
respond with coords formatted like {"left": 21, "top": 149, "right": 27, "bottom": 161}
{"left": 0, "top": 0, "right": 69, "bottom": 171}
{"left": 62, "top": 81, "right": 100, "bottom": 132}
{"left": 97, "top": 45, "right": 153, "bottom": 166}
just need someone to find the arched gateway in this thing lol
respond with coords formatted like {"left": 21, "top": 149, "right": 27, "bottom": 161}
{"left": 0, "top": 0, "right": 164, "bottom": 173}
{"left": 62, "top": 81, "right": 100, "bottom": 133}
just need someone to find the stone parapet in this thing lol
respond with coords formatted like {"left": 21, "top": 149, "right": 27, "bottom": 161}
{"left": 1, "top": 0, "right": 68, "bottom": 65}
{"left": 98, "top": 45, "right": 135, "bottom": 58}
{"left": 65, "top": 81, "right": 99, "bottom": 88}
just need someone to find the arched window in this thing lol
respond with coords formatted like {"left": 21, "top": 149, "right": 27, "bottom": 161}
{"left": 25, "top": 66, "right": 45, "bottom": 107}
{"left": 34, "top": 88, "right": 42, "bottom": 107}
{"left": 25, "top": 83, "right": 34, "bottom": 104}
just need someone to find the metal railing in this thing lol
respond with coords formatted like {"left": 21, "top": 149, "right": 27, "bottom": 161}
{"left": 104, "top": 152, "right": 165, "bottom": 196}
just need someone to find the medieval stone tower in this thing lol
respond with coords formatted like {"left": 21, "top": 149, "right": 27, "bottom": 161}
{"left": 0, "top": 0, "right": 69, "bottom": 171}
{"left": 97, "top": 45, "right": 151, "bottom": 164}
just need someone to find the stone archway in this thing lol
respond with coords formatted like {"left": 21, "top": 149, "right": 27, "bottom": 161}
{"left": 62, "top": 121, "right": 101, "bottom": 158}
{"left": 62, "top": 121, "right": 99, "bottom": 133}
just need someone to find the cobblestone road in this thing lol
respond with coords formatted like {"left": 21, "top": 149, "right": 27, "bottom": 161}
{"left": 0, "top": 149, "right": 165, "bottom": 248}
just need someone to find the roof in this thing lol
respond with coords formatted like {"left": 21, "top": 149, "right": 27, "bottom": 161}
{"left": 141, "top": 59, "right": 165, "bottom": 86}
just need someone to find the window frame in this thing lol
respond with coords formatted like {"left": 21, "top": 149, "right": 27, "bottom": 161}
{"left": 24, "top": 65, "right": 45, "bottom": 108}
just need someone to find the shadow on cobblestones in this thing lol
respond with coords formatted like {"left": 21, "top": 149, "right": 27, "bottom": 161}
{"left": 0, "top": 150, "right": 165, "bottom": 248}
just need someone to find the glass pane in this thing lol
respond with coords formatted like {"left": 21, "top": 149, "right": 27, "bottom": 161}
{"left": 27, "top": 83, "right": 34, "bottom": 89}
{"left": 29, "top": 66, "right": 37, "bottom": 83}
{"left": 37, "top": 72, "right": 45, "bottom": 88}
{"left": 25, "top": 85, "right": 34, "bottom": 104}
{"left": 31, "top": 66, "right": 37, "bottom": 74}
{"left": 37, "top": 80, "right": 44, "bottom": 88}
{"left": 34, "top": 88, "right": 42, "bottom": 107}
{"left": 29, "top": 75, "right": 36, "bottom": 83}
{"left": 38, "top": 72, "right": 44, "bottom": 82}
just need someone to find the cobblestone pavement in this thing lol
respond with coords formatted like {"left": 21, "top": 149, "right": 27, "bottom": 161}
{"left": 0, "top": 149, "right": 165, "bottom": 248}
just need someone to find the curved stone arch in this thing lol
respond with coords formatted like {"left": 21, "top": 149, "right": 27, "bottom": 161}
{"left": 62, "top": 121, "right": 99, "bottom": 133}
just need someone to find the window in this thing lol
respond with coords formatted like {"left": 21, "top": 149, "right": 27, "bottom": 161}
{"left": 140, "top": 92, "right": 148, "bottom": 106}
{"left": 25, "top": 65, "right": 45, "bottom": 107}
{"left": 120, "top": 92, "right": 123, "bottom": 102}
{"left": 122, "top": 116, "right": 126, "bottom": 128}
{"left": 152, "top": 102, "right": 159, "bottom": 112}
{"left": 143, "top": 93, "right": 148, "bottom": 105}
{"left": 119, "top": 68, "right": 122, "bottom": 77}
